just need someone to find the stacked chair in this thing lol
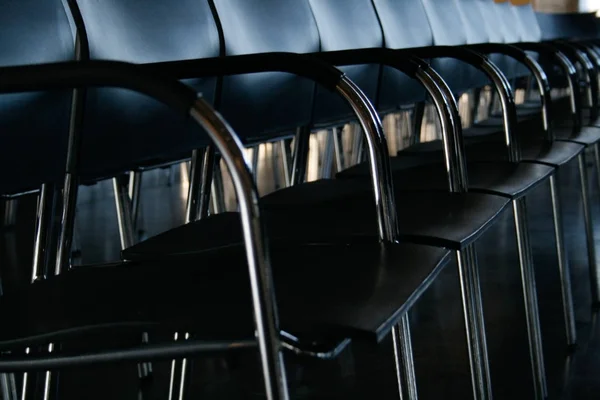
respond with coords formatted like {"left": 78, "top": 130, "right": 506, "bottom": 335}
{"left": 0, "top": 0, "right": 599, "bottom": 400}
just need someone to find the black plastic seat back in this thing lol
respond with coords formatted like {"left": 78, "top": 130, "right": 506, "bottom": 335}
{"left": 372, "top": 0, "right": 431, "bottom": 111}
{"left": 75, "top": 0, "right": 220, "bottom": 178}
{"left": 419, "top": 0, "right": 488, "bottom": 94}
{"left": 456, "top": 0, "right": 515, "bottom": 80}
{"left": 211, "top": 0, "right": 319, "bottom": 142}
{"left": 308, "top": 0, "right": 383, "bottom": 126}
{"left": 0, "top": 0, "right": 75, "bottom": 194}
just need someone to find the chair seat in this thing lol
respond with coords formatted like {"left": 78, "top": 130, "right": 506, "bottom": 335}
{"left": 337, "top": 157, "right": 553, "bottom": 199}
{"left": 555, "top": 125, "right": 600, "bottom": 146}
{"left": 0, "top": 241, "right": 451, "bottom": 350}
{"left": 123, "top": 181, "right": 508, "bottom": 259}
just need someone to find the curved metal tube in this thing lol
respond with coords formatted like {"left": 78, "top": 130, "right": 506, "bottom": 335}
{"left": 0, "top": 339, "right": 257, "bottom": 372}
{"left": 335, "top": 76, "right": 399, "bottom": 242}
{"left": 548, "top": 50, "right": 583, "bottom": 136}
{"left": 459, "top": 48, "right": 521, "bottom": 162}
{"left": 415, "top": 65, "right": 468, "bottom": 193}
{"left": 190, "top": 97, "right": 288, "bottom": 400}
{"left": 474, "top": 44, "right": 554, "bottom": 142}
{"left": 414, "top": 69, "right": 468, "bottom": 192}
{"left": 556, "top": 42, "right": 598, "bottom": 122}
{"left": 55, "top": 0, "right": 91, "bottom": 274}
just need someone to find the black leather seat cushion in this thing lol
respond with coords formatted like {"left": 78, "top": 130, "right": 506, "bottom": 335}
{"left": 0, "top": 241, "right": 451, "bottom": 348}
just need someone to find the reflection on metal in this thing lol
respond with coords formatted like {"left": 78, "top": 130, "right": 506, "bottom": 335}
{"left": 190, "top": 98, "right": 289, "bottom": 400}
{"left": 335, "top": 76, "right": 398, "bottom": 242}
{"left": 549, "top": 173, "right": 577, "bottom": 345}
{"left": 512, "top": 198, "right": 548, "bottom": 400}
{"left": 457, "top": 246, "right": 493, "bottom": 400}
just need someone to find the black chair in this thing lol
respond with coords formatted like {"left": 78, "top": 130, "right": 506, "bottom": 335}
{"left": 0, "top": 0, "right": 76, "bottom": 293}
{"left": 332, "top": 0, "right": 578, "bottom": 397}
{"left": 0, "top": 1, "right": 460, "bottom": 399}
{"left": 72, "top": 0, "right": 514, "bottom": 398}
{"left": 472, "top": 1, "right": 600, "bottom": 317}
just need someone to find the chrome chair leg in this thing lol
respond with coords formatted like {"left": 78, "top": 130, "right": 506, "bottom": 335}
{"left": 512, "top": 198, "right": 547, "bottom": 400}
{"left": 0, "top": 372, "right": 17, "bottom": 400}
{"left": 128, "top": 171, "right": 142, "bottom": 234}
{"left": 332, "top": 126, "right": 345, "bottom": 173}
{"left": 549, "top": 173, "right": 577, "bottom": 346}
{"left": 392, "top": 314, "right": 418, "bottom": 400}
{"left": 594, "top": 143, "right": 600, "bottom": 205}
{"left": 290, "top": 126, "right": 311, "bottom": 186}
{"left": 32, "top": 184, "right": 54, "bottom": 282}
{"left": 279, "top": 140, "right": 292, "bottom": 187}
{"left": 3, "top": 199, "right": 17, "bottom": 228}
{"left": 168, "top": 332, "right": 190, "bottom": 400}
{"left": 186, "top": 147, "right": 216, "bottom": 223}
{"left": 580, "top": 151, "right": 600, "bottom": 306}
{"left": 211, "top": 159, "right": 226, "bottom": 214}
{"left": 319, "top": 130, "right": 335, "bottom": 179}
{"left": 457, "top": 245, "right": 492, "bottom": 400}
{"left": 112, "top": 176, "right": 135, "bottom": 250}
{"left": 251, "top": 145, "right": 260, "bottom": 176}
{"left": 412, "top": 102, "right": 425, "bottom": 144}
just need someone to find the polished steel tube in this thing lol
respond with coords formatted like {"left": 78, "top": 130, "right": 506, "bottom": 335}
{"left": 290, "top": 126, "right": 311, "bottom": 186}
{"left": 279, "top": 140, "right": 291, "bottom": 187}
{"left": 128, "top": 171, "right": 142, "bottom": 229}
{"left": 112, "top": 177, "right": 135, "bottom": 250}
{"left": 392, "top": 314, "right": 418, "bottom": 400}
{"left": 190, "top": 97, "right": 288, "bottom": 400}
{"left": 31, "top": 183, "right": 53, "bottom": 282}
{"left": 549, "top": 173, "right": 577, "bottom": 345}
{"left": 512, "top": 198, "right": 547, "bottom": 400}
{"left": 457, "top": 248, "right": 492, "bottom": 400}
{"left": 416, "top": 67, "right": 468, "bottom": 193}
{"left": 467, "top": 244, "right": 492, "bottom": 398}
{"left": 0, "top": 372, "right": 17, "bottom": 400}
{"left": 577, "top": 153, "right": 600, "bottom": 305}
{"left": 332, "top": 126, "right": 344, "bottom": 173}
{"left": 336, "top": 76, "right": 398, "bottom": 240}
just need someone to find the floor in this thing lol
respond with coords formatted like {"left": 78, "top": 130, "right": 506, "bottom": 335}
{"left": 2, "top": 127, "right": 600, "bottom": 398}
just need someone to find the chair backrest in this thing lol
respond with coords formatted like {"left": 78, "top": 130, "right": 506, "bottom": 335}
{"left": 308, "top": 0, "right": 383, "bottom": 125}
{"left": 211, "top": 0, "right": 319, "bottom": 141}
{"left": 75, "top": 0, "right": 221, "bottom": 178}
{"left": 535, "top": 12, "right": 572, "bottom": 41}
{"left": 493, "top": 0, "right": 523, "bottom": 44}
{"left": 420, "top": 0, "right": 488, "bottom": 94}
{"left": 371, "top": 0, "right": 431, "bottom": 110}
{"left": 456, "top": 0, "right": 516, "bottom": 79}
{"left": 510, "top": 2, "right": 543, "bottom": 43}
{"left": 0, "top": 0, "right": 75, "bottom": 194}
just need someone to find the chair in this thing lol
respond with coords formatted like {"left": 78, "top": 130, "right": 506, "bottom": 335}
{"left": 332, "top": 0, "right": 580, "bottom": 397}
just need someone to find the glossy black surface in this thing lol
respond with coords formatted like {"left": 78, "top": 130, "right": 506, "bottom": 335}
{"left": 338, "top": 157, "right": 555, "bottom": 199}
{"left": 0, "top": 241, "right": 451, "bottom": 347}
{"left": 124, "top": 178, "right": 509, "bottom": 255}
{"left": 0, "top": 0, "right": 74, "bottom": 194}
{"left": 76, "top": 0, "right": 220, "bottom": 177}
{"left": 2, "top": 157, "right": 600, "bottom": 399}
